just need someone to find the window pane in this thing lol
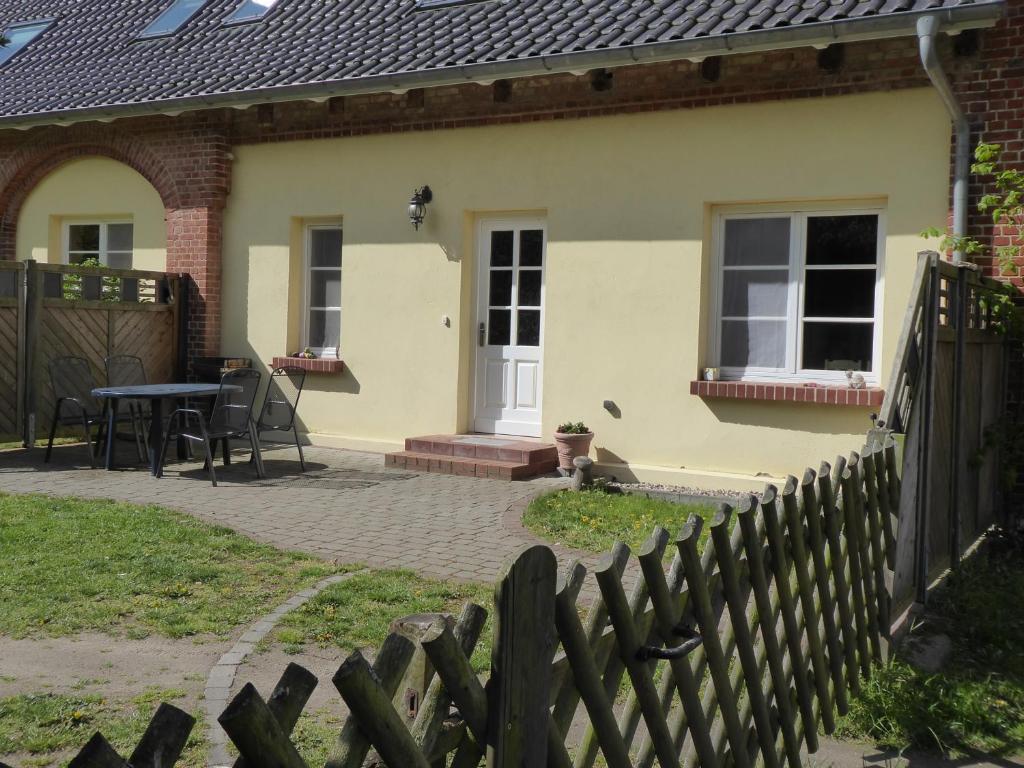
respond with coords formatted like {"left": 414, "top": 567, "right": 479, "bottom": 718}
{"left": 488, "top": 270, "right": 512, "bottom": 307}
{"left": 308, "top": 309, "right": 341, "bottom": 349}
{"left": 107, "top": 223, "right": 134, "bottom": 252}
{"left": 0, "top": 21, "right": 50, "bottom": 65}
{"left": 520, "top": 230, "right": 544, "bottom": 267}
{"left": 69, "top": 253, "right": 97, "bottom": 266}
{"left": 802, "top": 322, "right": 873, "bottom": 371}
{"left": 517, "top": 309, "right": 541, "bottom": 346}
{"left": 724, "top": 218, "right": 790, "bottom": 266}
{"left": 106, "top": 252, "right": 132, "bottom": 270}
{"left": 721, "top": 319, "right": 786, "bottom": 368}
{"left": 722, "top": 269, "right": 788, "bottom": 317}
{"left": 141, "top": 0, "right": 207, "bottom": 37}
{"left": 488, "top": 309, "right": 510, "bottom": 345}
{"left": 804, "top": 269, "right": 875, "bottom": 318}
{"left": 227, "top": 0, "right": 279, "bottom": 22}
{"left": 490, "top": 231, "right": 513, "bottom": 267}
{"left": 806, "top": 215, "right": 878, "bottom": 265}
{"left": 310, "top": 270, "right": 341, "bottom": 308}
{"left": 69, "top": 225, "right": 100, "bottom": 252}
{"left": 310, "top": 228, "right": 343, "bottom": 268}
{"left": 518, "top": 270, "right": 541, "bottom": 307}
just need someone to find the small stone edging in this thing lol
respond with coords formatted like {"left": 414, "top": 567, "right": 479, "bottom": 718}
{"left": 614, "top": 485, "right": 740, "bottom": 509}
{"left": 204, "top": 569, "right": 367, "bottom": 766}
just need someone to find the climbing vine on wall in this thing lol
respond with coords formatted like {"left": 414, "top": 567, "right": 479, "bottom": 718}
{"left": 923, "top": 142, "right": 1024, "bottom": 337}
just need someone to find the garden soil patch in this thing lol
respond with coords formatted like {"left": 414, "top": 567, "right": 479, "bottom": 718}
{"left": 0, "top": 632, "right": 225, "bottom": 700}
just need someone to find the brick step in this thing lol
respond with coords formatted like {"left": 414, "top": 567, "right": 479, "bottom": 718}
{"left": 386, "top": 450, "right": 557, "bottom": 481}
{"left": 404, "top": 434, "right": 557, "bottom": 466}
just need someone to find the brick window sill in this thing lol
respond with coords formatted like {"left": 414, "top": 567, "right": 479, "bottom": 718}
{"left": 271, "top": 356, "right": 345, "bottom": 374}
{"left": 690, "top": 380, "right": 883, "bottom": 407}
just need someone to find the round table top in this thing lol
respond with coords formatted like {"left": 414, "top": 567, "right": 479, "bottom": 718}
{"left": 91, "top": 383, "right": 238, "bottom": 399}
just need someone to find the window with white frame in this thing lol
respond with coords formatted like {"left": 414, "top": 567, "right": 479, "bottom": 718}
{"left": 713, "top": 209, "right": 883, "bottom": 382}
{"left": 64, "top": 222, "right": 134, "bottom": 268}
{"left": 304, "top": 225, "right": 342, "bottom": 356}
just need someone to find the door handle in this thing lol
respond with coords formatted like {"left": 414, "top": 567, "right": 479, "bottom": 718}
{"left": 478, "top": 322, "right": 486, "bottom": 347}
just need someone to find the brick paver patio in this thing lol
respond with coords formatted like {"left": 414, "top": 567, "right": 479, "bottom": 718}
{"left": 0, "top": 441, "right": 572, "bottom": 582}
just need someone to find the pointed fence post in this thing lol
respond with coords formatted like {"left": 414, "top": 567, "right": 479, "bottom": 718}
{"left": 486, "top": 544, "right": 557, "bottom": 768}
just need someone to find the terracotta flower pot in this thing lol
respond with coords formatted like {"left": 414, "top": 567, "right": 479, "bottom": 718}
{"left": 553, "top": 431, "right": 594, "bottom": 471}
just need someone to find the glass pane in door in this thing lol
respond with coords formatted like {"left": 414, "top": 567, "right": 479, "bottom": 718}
{"left": 488, "top": 309, "right": 511, "bottom": 345}
{"left": 517, "top": 310, "right": 540, "bottom": 346}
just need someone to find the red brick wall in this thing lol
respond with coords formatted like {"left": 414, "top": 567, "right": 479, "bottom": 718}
{"left": 0, "top": 9, "right": 1018, "bottom": 356}
{"left": 949, "top": 0, "right": 1024, "bottom": 283}
{"left": 0, "top": 116, "right": 232, "bottom": 357}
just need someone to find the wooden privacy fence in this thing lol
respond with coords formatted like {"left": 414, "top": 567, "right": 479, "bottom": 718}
{"left": 878, "top": 251, "right": 1008, "bottom": 608}
{"left": 0, "top": 259, "right": 187, "bottom": 445}
{"left": 46, "top": 439, "right": 900, "bottom": 768}
{"left": 0, "top": 261, "right": 25, "bottom": 439}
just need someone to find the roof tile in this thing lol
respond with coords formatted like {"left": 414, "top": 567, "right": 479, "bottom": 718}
{"left": 0, "top": 0, "right": 1001, "bottom": 122}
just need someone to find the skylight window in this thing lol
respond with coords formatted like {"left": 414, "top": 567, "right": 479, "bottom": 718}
{"left": 139, "top": 0, "right": 207, "bottom": 38}
{"left": 0, "top": 20, "right": 51, "bottom": 65}
{"left": 226, "top": 0, "right": 280, "bottom": 23}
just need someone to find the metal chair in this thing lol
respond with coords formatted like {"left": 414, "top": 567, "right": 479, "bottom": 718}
{"left": 156, "top": 368, "right": 265, "bottom": 487}
{"left": 44, "top": 356, "right": 107, "bottom": 468}
{"left": 104, "top": 354, "right": 149, "bottom": 462}
{"left": 254, "top": 366, "right": 307, "bottom": 471}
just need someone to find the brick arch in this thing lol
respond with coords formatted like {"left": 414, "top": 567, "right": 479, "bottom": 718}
{"left": 0, "top": 136, "right": 183, "bottom": 261}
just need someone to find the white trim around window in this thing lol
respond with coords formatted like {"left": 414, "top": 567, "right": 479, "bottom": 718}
{"left": 62, "top": 220, "right": 134, "bottom": 268}
{"left": 302, "top": 223, "right": 343, "bottom": 357}
{"left": 709, "top": 205, "right": 885, "bottom": 385}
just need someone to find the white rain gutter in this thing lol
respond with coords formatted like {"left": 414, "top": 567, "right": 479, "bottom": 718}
{"left": 0, "top": 4, "right": 1002, "bottom": 132}
{"left": 917, "top": 14, "right": 970, "bottom": 263}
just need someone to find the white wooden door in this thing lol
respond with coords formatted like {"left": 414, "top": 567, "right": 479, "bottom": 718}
{"left": 474, "top": 220, "right": 546, "bottom": 437}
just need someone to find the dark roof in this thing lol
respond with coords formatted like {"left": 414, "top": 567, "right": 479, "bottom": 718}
{"left": 0, "top": 0, "right": 1003, "bottom": 125}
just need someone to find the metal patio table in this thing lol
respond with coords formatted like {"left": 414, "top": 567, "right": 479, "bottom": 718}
{"left": 91, "top": 383, "right": 239, "bottom": 475}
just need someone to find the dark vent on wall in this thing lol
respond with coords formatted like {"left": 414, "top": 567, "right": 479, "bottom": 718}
{"left": 590, "top": 68, "right": 614, "bottom": 92}
{"left": 954, "top": 29, "right": 980, "bottom": 57}
{"left": 700, "top": 56, "right": 721, "bottom": 83}
{"left": 493, "top": 79, "right": 512, "bottom": 103}
{"left": 257, "top": 103, "right": 274, "bottom": 127}
{"left": 817, "top": 43, "right": 845, "bottom": 73}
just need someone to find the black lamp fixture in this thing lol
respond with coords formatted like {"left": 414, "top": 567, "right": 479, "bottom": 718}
{"left": 408, "top": 185, "right": 433, "bottom": 230}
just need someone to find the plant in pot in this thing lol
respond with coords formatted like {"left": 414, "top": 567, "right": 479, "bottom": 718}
{"left": 554, "top": 421, "right": 594, "bottom": 472}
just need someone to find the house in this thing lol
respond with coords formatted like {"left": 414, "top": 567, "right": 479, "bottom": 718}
{"left": 0, "top": 0, "right": 1016, "bottom": 489}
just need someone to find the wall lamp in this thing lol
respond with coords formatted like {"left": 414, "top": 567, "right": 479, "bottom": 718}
{"left": 408, "top": 185, "right": 433, "bottom": 230}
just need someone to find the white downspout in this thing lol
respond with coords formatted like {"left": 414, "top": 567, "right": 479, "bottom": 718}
{"left": 917, "top": 15, "right": 970, "bottom": 264}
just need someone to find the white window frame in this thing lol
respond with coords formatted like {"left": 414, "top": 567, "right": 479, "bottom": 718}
{"left": 62, "top": 220, "right": 134, "bottom": 267}
{"left": 709, "top": 204, "right": 885, "bottom": 385}
{"left": 302, "top": 223, "right": 343, "bottom": 357}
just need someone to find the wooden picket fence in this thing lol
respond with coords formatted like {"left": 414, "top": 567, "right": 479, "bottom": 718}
{"left": 35, "top": 437, "right": 900, "bottom": 768}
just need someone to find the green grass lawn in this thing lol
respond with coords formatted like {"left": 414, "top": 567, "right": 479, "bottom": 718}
{"left": 271, "top": 569, "right": 494, "bottom": 671}
{"left": 0, "top": 688, "right": 206, "bottom": 768}
{"left": 523, "top": 489, "right": 716, "bottom": 552}
{"left": 0, "top": 493, "right": 341, "bottom": 639}
{"left": 838, "top": 529, "right": 1024, "bottom": 757}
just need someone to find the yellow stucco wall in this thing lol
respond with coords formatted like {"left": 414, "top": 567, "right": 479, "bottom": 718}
{"left": 15, "top": 156, "right": 167, "bottom": 271}
{"left": 221, "top": 88, "right": 950, "bottom": 488}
